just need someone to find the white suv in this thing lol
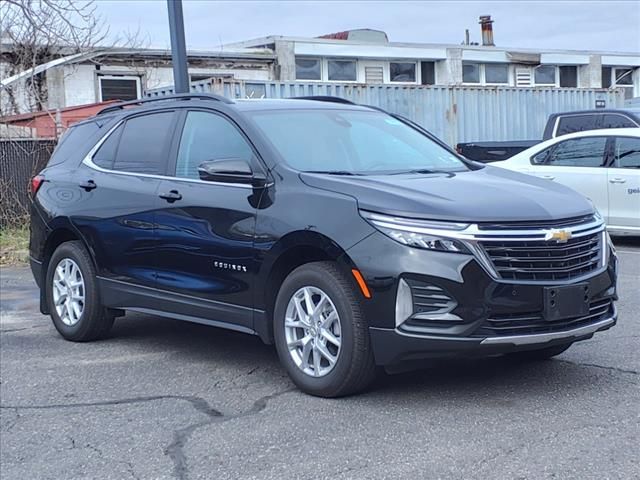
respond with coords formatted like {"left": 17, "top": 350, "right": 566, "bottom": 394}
{"left": 494, "top": 128, "right": 640, "bottom": 236}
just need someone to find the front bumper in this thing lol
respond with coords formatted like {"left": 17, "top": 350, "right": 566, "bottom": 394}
{"left": 370, "top": 308, "right": 616, "bottom": 365}
{"left": 346, "top": 231, "right": 618, "bottom": 366}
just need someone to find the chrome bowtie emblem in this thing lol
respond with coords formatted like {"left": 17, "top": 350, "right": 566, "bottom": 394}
{"left": 544, "top": 229, "right": 572, "bottom": 243}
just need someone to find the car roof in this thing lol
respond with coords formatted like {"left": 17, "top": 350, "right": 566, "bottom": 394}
{"left": 551, "top": 127, "right": 640, "bottom": 139}
{"left": 551, "top": 108, "right": 640, "bottom": 117}
{"left": 514, "top": 127, "right": 640, "bottom": 156}
{"left": 232, "top": 98, "right": 374, "bottom": 112}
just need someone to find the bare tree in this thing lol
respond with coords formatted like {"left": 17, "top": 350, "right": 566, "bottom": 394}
{"left": 0, "top": 1, "right": 110, "bottom": 227}
{"left": 1, "top": 0, "right": 108, "bottom": 115}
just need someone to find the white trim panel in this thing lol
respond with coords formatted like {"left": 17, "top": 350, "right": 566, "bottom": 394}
{"left": 294, "top": 42, "right": 447, "bottom": 60}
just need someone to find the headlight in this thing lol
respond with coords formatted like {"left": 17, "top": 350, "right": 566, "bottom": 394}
{"left": 361, "top": 211, "right": 471, "bottom": 253}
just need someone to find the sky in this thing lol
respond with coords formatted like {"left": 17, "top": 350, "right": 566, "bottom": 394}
{"left": 96, "top": 0, "right": 640, "bottom": 53}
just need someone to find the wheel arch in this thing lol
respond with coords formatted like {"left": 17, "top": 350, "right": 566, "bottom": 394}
{"left": 38, "top": 219, "right": 95, "bottom": 314}
{"left": 256, "top": 230, "right": 360, "bottom": 344}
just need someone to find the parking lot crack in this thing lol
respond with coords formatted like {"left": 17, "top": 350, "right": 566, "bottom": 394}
{"left": 557, "top": 359, "right": 639, "bottom": 376}
{"left": 166, "top": 387, "right": 295, "bottom": 480}
{"left": 2, "top": 388, "right": 296, "bottom": 480}
{"left": 0, "top": 325, "right": 48, "bottom": 333}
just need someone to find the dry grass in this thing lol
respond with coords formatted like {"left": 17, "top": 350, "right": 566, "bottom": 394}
{"left": 0, "top": 226, "right": 29, "bottom": 266}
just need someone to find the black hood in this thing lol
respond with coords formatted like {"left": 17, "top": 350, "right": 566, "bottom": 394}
{"left": 299, "top": 165, "right": 594, "bottom": 223}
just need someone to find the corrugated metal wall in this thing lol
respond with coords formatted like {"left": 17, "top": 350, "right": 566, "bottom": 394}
{"left": 147, "top": 81, "right": 625, "bottom": 146}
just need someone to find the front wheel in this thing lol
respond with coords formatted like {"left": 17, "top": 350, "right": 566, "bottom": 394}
{"left": 274, "top": 262, "right": 376, "bottom": 397}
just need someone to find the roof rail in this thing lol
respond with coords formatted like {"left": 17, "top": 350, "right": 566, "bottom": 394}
{"left": 292, "top": 96, "right": 356, "bottom": 105}
{"left": 96, "top": 93, "right": 233, "bottom": 116}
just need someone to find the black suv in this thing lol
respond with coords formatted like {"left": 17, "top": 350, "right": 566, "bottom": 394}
{"left": 29, "top": 94, "right": 618, "bottom": 397}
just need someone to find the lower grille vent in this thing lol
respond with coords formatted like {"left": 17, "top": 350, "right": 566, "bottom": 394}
{"left": 473, "top": 298, "right": 613, "bottom": 337}
{"left": 406, "top": 278, "right": 457, "bottom": 316}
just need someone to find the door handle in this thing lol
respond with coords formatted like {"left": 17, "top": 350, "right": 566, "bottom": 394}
{"left": 609, "top": 178, "right": 626, "bottom": 184}
{"left": 79, "top": 180, "right": 97, "bottom": 191}
{"left": 540, "top": 175, "right": 555, "bottom": 180}
{"left": 159, "top": 190, "right": 182, "bottom": 202}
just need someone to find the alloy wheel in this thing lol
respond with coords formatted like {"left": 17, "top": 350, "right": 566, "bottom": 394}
{"left": 52, "top": 258, "right": 85, "bottom": 326}
{"left": 284, "top": 286, "right": 342, "bottom": 377}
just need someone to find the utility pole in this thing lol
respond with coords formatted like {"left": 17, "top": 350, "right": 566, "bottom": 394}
{"left": 167, "top": 0, "right": 189, "bottom": 93}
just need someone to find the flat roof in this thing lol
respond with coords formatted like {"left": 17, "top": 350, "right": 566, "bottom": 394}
{"left": 226, "top": 34, "right": 640, "bottom": 58}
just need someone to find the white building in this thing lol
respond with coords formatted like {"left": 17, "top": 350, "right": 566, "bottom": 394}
{"left": 228, "top": 27, "right": 640, "bottom": 99}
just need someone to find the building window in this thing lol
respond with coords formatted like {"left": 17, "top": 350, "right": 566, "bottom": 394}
{"left": 295, "top": 58, "right": 321, "bottom": 80}
{"left": 602, "top": 67, "right": 612, "bottom": 88}
{"left": 390, "top": 62, "right": 416, "bottom": 82}
{"left": 534, "top": 65, "right": 556, "bottom": 85}
{"left": 421, "top": 61, "right": 435, "bottom": 85}
{"left": 614, "top": 68, "right": 633, "bottom": 85}
{"left": 485, "top": 64, "right": 509, "bottom": 84}
{"left": 327, "top": 60, "right": 357, "bottom": 81}
{"left": 244, "top": 83, "right": 267, "bottom": 99}
{"left": 559, "top": 66, "right": 578, "bottom": 87}
{"left": 462, "top": 63, "right": 480, "bottom": 83}
{"left": 98, "top": 76, "right": 141, "bottom": 102}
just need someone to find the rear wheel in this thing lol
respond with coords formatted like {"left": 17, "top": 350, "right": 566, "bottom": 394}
{"left": 46, "top": 241, "right": 114, "bottom": 341}
{"left": 508, "top": 342, "right": 573, "bottom": 361}
{"left": 274, "top": 262, "right": 376, "bottom": 397}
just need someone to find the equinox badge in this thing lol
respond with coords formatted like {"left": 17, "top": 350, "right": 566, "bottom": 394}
{"left": 545, "top": 229, "right": 572, "bottom": 243}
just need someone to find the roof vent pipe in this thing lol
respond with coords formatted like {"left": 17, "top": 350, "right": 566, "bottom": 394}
{"left": 479, "top": 15, "right": 495, "bottom": 46}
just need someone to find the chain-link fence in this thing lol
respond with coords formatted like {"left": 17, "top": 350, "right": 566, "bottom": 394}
{"left": 0, "top": 139, "right": 56, "bottom": 227}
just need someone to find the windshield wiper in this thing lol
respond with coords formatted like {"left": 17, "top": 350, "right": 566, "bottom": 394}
{"left": 306, "top": 170, "right": 363, "bottom": 176}
{"left": 389, "top": 168, "right": 452, "bottom": 175}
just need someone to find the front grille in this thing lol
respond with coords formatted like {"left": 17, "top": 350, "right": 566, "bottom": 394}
{"left": 474, "top": 298, "right": 613, "bottom": 337}
{"left": 478, "top": 214, "right": 596, "bottom": 231}
{"left": 481, "top": 232, "right": 603, "bottom": 282}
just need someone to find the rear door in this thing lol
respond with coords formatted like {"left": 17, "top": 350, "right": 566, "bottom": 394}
{"left": 530, "top": 136, "right": 610, "bottom": 220}
{"left": 153, "top": 109, "right": 265, "bottom": 329}
{"left": 608, "top": 136, "right": 640, "bottom": 231}
{"left": 73, "top": 110, "right": 177, "bottom": 289}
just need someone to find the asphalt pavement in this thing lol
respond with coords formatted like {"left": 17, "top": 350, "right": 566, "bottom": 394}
{"left": 1, "top": 238, "right": 638, "bottom": 480}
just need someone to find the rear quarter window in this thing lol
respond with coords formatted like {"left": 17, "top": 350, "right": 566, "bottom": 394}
{"left": 47, "top": 121, "right": 101, "bottom": 166}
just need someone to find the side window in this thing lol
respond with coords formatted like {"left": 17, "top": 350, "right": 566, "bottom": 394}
{"left": 175, "top": 111, "right": 254, "bottom": 179}
{"left": 48, "top": 121, "right": 100, "bottom": 166}
{"left": 546, "top": 137, "right": 607, "bottom": 167}
{"left": 531, "top": 147, "right": 551, "bottom": 165}
{"left": 601, "top": 114, "right": 637, "bottom": 129}
{"left": 556, "top": 115, "right": 599, "bottom": 136}
{"left": 613, "top": 137, "right": 640, "bottom": 169}
{"left": 112, "top": 112, "right": 175, "bottom": 174}
{"left": 92, "top": 124, "right": 123, "bottom": 169}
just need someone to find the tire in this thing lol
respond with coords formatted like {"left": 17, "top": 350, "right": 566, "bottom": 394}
{"left": 46, "top": 241, "right": 114, "bottom": 342}
{"left": 274, "top": 262, "right": 376, "bottom": 397}
{"left": 508, "top": 342, "right": 573, "bottom": 361}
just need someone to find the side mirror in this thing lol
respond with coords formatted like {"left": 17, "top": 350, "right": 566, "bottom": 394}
{"left": 198, "top": 158, "right": 266, "bottom": 187}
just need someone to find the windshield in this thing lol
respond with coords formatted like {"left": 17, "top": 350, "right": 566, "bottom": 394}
{"left": 248, "top": 109, "right": 468, "bottom": 174}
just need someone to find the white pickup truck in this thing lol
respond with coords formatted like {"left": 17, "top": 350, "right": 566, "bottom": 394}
{"left": 494, "top": 128, "right": 640, "bottom": 236}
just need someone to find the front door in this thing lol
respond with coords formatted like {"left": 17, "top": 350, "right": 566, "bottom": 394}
{"left": 608, "top": 136, "right": 640, "bottom": 231}
{"left": 531, "top": 136, "right": 610, "bottom": 221}
{"left": 153, "top": 109, "right": 265, "bottom": 329}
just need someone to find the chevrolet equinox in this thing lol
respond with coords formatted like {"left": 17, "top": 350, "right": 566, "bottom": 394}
{"left": 29, "top": 94, "right": 619, "bottom": 397}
